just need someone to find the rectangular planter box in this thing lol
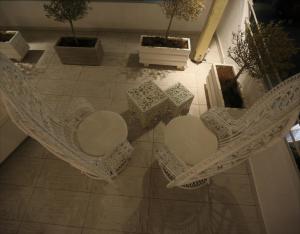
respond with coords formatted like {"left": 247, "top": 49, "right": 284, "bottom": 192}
{"left": 54, "top": 37, "right": 103, "bottom": 66}
{"left": 0, "top": 31, "right": 29, "bottom": 61}
{"left": 139, "top": 35, "right": 191, "bottom": 70}
{"left": 206, "top": 63, "right": 244, "bottom": 108}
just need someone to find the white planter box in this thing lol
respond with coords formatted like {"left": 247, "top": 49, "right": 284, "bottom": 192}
{"left": 139, "top": 35, "right": 191, "bottom": 70}
{"left": 206, "top": 63, "right": 244, "bottom": 108}
{"left": 206, "top": 63, "right": 226, "bottom": 108}
{"left": 0, "top": 31, "right": 29, "bottom": 61}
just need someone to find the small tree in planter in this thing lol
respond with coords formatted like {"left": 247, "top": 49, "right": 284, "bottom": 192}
{"left": 218, "top": 21, "right": 298, "bottom": 107}
{"left": 161, "top": 0, "right": 205, "bottom": 43}
{"left": 43, "top": 0, "right": 103, "bottom": 65}
{"left": 139, "top": 0, "right": 205, "bottom": 70}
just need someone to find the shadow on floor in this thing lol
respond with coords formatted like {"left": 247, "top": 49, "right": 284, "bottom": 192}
{"left": 21, "top": 50, "right": 44, "bottom": 64}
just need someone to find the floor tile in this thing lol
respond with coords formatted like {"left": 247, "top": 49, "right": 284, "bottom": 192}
{"left": 10, "top": 138, "right": 45, "bottom": 159}
{"left": 128, "top": 141, "right": 153, "bottom": 168}
{"left": 18, "top": 222, "right": 82, "bottom": 234}
{"left": 24, "top": 189, "right": 89, "bottom": 227}
{"left": 90, "top": 167, "right": 150, "bottom": 197}
{"left": 79, "top": 66, "right": 120, "bottom": 82}
{"left": 101, "top": 52, "right": 129, "bottom": 67}
{"left": 36, "top": 159, "right": 92, "bottom": 192}
{"left": 222, "top": 162, "right": 249, "bottom": 175}
{"left": 150, "top": 169, "right": 209, "bottom": 202}
{"left": 0, "top": 157, "right": 43, "bottom": 187}
{"left": 37, "top": 79, "right": 76, "bottom": 96}
{"left": 0, "top": 185, "right": 32, "bottom": 220}
{"left": 82, "top": 228, "right": 138, "bottom": 234}
{"left": 73, "top": 81, "right": 112, "bottom": 99}
{"left": 209, "top": 174, "right": 256, "bottom": 205}
{"left": 84, "top": 194, "right": 149, "bottom": 233}
{"left": 111, "top": 83, "right": 137, "bottom": 101}
{"left": 153, "top": 122, "right": 166, "bottom": 143}
{"left": 44, "top": 64, "right": 83, "bottom": 81}
{"left": 149, "top": 199, "right": 212, "bottom": 234}
{"left": 0, "top": 219, "right": 20, "bottom": 234}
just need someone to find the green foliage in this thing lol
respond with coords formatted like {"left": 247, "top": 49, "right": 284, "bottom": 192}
{"left": 228, "top": 22, "right": 298, "bottom": 82}
{"left": 43, "top": 0, "right": 90, "bottom": 41}
{"left": 160, "top": 0, "right": 205, "bottom": 39}
{"left": 44, "top": 0, "right": 90, "bottom": 23}
{"left": 160, "top": 0, "right": 205, "bottom": 21}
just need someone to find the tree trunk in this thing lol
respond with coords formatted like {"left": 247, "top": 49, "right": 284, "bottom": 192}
{"left": 165, "top": 3, "right": 178, "bottom": 41}
{"left": 234, "top": 66, "right": 246, "bottom": 81}
{"left": 69, "top": 20, "right": 78, "bottom": 46}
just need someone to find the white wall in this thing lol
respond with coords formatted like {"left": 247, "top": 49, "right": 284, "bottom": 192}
{"left": 0, "top": 0, "right": 212, "bottom": 32}
{"left": 250, "top": 140, "right": 300, "bottom": 234}
{"left": 216, "top": 0, "right": 250, "bottom": 63}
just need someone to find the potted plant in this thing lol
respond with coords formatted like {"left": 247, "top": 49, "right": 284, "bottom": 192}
{"left": 206, "top": 22, "right": 297, "bottom": 108}
{"left": 0, "top": 30, "right": 29, "bottom": 61}
{"left": 44, "top": 0, "right": 103, "bottom": 65}
{"left": 139, "top": 0, "right": 205, "bottom": 70}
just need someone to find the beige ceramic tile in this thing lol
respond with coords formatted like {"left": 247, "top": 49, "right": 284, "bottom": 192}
{"left": 11, "top": 138, "right": 45, "bottom": 159}
{"left": 109, "top": 100, "right": 129, "bottom": 114}
{"left": 79, "top": 66, "right": 120, "bottom": 82}
{"left": 76, "top": 97, "right": 112, "bottom": 111}
{"left": 199, "top": 104, "right": 208, "bottom": 115}
{"left": 153, "top": 122, "right": 166, "bottom": 143}
{"left": 24, "top": 189, "right": 89, "bottom": 227}
{"left": 149, "top": 199, "right": 212, "bottom": 234}
{"left": 82, "top": 228, "right": 138, "bottom": 234}
{"left": 73, "top": 81, "right": 112, "bottom": 99}
{"left": 36, "top": 159, "right": 92, "bottom": 192}
{"left": 99, "top": 32, "right": 127, "bottom": 53}
{"left": 0, "top": 219, "right": 20, "bottom": 234}
{"left": 101, "top": 53, "right": 129, "bottom": 67}
{"left": 18, "top": 222, "right": 82, "bottom": 234}
{"left": 84, "top": 194, "right": 149, "bottom": 233}
{"left": 189, "top": 104, "right": 201, "bottom": 117}
{"left": 197, "top": 85, "right": 208, "bottom": 105}
{"left": 90, "top": 167, "right": 150, "bottom": 197}
{"left": 150, "top": 169, "right": 209, "bottom": 202}
{"left": 0, "top": 185, "right": 32, "bottom": 220}
{"left": 44, "top": 64, "right": 82, "bottom": 81}
{"left": 210, "top": 174, "right": 256, "bottom": 205}
{"left": 111, "top": 83, "right": 137, "bottom": 101}
{"left": 222, "top": 162, "right": 249, "bottom": 175}
{"left": 0, "top": 157, "right": 43, "bottom": 187}
{"left": 128, "top": 141, "right": 153, "bottom": 168}
{"left": 37, "top": 79, "right": 76, "bottom": 96}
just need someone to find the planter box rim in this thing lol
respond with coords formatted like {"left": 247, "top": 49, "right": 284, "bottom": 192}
{"left": 55, "top": 36, "right": 100, "bottom": 49}
{"left": 1, "top": 31, "right": 18, "bottom": 43}
{"left": 140, "top": 35, "right": 191, "bottom": 51}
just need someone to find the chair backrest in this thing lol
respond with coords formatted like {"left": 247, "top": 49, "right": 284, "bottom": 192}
{"left": 0, "top": 53, "right": 112, "bottom": 181}
{"left": 168, "top": 73, "right": 300, "bottom": 188}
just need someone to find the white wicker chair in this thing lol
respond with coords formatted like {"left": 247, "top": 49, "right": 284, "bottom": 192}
{"left": 155, "top": 73, "right": 300, "bottom": 189}
{"left": 0, "top": 53, "right": 133, "bottom": 182}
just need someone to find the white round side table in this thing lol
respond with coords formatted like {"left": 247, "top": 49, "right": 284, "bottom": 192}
{"left": 77, "top": 110, "right": 128, "bottom": 157}
{"left": 164, "top": 115, "right": 218, "bottom": 165}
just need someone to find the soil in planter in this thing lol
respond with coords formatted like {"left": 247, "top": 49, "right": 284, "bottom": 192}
{"left": 58, "top": 37, "right": 97, "bottom": 48}
{"left": 142, "top": 36, "right": 188, "bottom": 49}
{"left": 0, "top": 32, "right": 14, "bottom": 42}
{"left": 216, "top": 65, "right": 244, "bottom": 108}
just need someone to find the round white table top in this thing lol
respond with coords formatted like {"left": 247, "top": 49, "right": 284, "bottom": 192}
{"left": 77, "top": 111, "right": 128, "bottom": 157}
{"left": 165, "top": 115, "right": 218, "bottom": 165}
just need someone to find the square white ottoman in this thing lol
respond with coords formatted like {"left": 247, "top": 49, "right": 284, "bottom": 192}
{"left": 127, "top": 81, "right": 168, "bottom": 128}
{"left": 165, "top": 82, "right": 194, "bottom": 117}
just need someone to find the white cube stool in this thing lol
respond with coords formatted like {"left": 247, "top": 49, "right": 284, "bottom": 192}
{"left": 127, "top": 81, "right": 168, "bottom": 128}
{"left": 165, "top": 82, "right": 194, "bottom": 117}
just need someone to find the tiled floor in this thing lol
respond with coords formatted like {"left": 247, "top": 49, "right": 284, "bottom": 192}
{"left": 0, "top": 30, "right": 266, "bottom": 234}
